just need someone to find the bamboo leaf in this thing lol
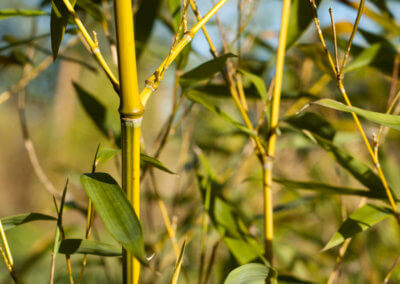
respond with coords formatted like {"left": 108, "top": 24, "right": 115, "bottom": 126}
{"left": 180, "top": 53, "right": 236, "bottom": 86}
{"left": 286, "top": 0, "right": 320, "bottom": 49}
{"left": 285, "top": 112, "right": 336, "bottom": 141}
{"left": 239, "top": 69, "right": 268, "bottom": 102}
{"left": 187, "top": 90, "right": 257, "bottom": 138}
{"left": 80, "top": 173, "right": 147, "bottom": 264}
{"left": 171, "top": 241, "right": 186, "bottom": 284}
{"left": 323, "top": 204, "right": 392, "bottom": 251}
{"left": 73, "top": 82, "right": 109, "bottom": 137}
{"left": 224, "top": 263, "right": 272, "bottom": 284}
{"left": 51, "top": 0, "right": 76, "bottom": 60}
{"left": 141, "top": 153, "right": 176, "bottom": 174}
{"left": 96, "top": 147, "right": 120, "bottom": 167}
{"left": 1, "top": 213, "right": 56, "bottom": 231}
{"left": 135, "top": 0, "right": 162, "bottom": 58}
{"left": 314, "top": 99, "right": 400, "bottom": 131}
{"left": 76, "top": 0, "right": 104, "bottom": 22}
{"left": 274, "top": 178, "right": 389, "bottom": 200}
{"left": 0, "top": 9, "right": 48, "bottom": 19}
{"left": 59, "top": 239, "right": 121, "bottom": 257}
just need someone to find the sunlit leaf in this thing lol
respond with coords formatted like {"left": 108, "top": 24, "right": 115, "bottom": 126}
{"left": 171, "top": 241, "right": 186, "bottom": 284}
{"left": 239, "top": 69, "right": 268, "bottom": 102}
{"left": 80, "top": 173, "right": 147, "bottom": 263}
{"left": 95, "top": 147, "right": 120, "bottom": 167}
{"left": 323, "top": 204, "right": 392, "bottom": 251}
{"left": 315, "top": 99, "right": 400, "bottom": 131}
{"left": 224, "top": 263, "right": 272, "bottom": 284}
{"left": 141, "top": 153, "right": 176, "bottom": 174}
{"left": 59, "top": 239, "right": 121, "bottom": 256}
{"left": 1, "top": 213, "right": 56, "bottom": 231}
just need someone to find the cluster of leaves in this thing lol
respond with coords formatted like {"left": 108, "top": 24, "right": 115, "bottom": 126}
{"left": 2, "top": 0, "right": 400, "bottom": 283}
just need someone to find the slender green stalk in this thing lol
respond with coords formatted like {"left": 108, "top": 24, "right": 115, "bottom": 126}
{"left": 0, "top": 220, "right": 18, "bottom": 282}
{"left": 264, "top": 0, "right": 291, "bottom": 264}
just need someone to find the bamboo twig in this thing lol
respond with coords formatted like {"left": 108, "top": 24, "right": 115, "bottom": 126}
{"left": 61, "top": 0, "right": 119, "bottom": 91}
{"left": 309, "top": 0, "right": 400, "bottom": 226}
{"left": 140, "top": 0, "right": 230, "bottom": 106}
{"left": 0, "top": 220, "right": 18, "bottom": 282}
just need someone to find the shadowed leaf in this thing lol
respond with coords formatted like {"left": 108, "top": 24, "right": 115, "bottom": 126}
{"left": 59, "top": 239, "right": 121, "bottom": 256}
{"left": 0, "top": 9, "right": 48, "bottom": 19}
{"left": 1, "top": 213, "right": 56, "bottom": 231}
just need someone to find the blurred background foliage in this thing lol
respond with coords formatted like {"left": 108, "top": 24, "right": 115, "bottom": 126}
{"left": 1, "top": 0, "right": 400, "bottom": 283}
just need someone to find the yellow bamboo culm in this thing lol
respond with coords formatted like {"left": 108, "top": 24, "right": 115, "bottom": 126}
{"left": 264, "top": 0, "right": 292, "bottom": 264}
{"left": 113, "top": 0, "right": 143, "bottom": 283}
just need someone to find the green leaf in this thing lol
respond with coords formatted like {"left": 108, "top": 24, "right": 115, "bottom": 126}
{"left": 286, "top": 0, "right": 320, "bottom": 49}
{"left": 239, "top": 69, "right": 268, "bottom": 102}
{"left": 224, "top": 263, "right": 272, "bottom": 284}
{"left": 323, "top": 204, "right": 392, "bottom": 251}
{"left": 180, "top": 53, "right": 236, "bottom": 86}
{"left": 96, "top": 147, "right": 121, "bottom": 167}
{"left": 0, "top": 9, "right": 48, "bottom": 19}
{"left": 135, "top": 0, "right": 162, "bottom": 58}
{"left": 285, "top": 112, "right": 336, "bottom": 141}
{"left": 344, "top": 42, "right": 396, "bottom": 75}
{"left": 171, "top": 241, "right": 186, "bottom": 284}
{"left": 1, "top": 213, "right": 56, "bottom": 231}
{"left": 51, "top": 0, "right": 76, "bottom": 60}
{"left": 187, "top": 90, "right": 257, "bottom": 138}
{"left": 286, "top": 114, "right": 395, "bottom": 200}
{"left": 80, "top": 173, "right": 146, "bottom": 263}
{"left": 76, "top": 0, "right": 104, "bottom": 22}
{"left": 59, "top": 239, "right": 121, "bottom": 257}
{"left": 314, "top": 99, "right": 400, "bottom": 131}
{"left": 195, "top": 152, "right": 265, "bottom": 264}
{"left": 73, "top": 82, "right": 109, "bottom": 137}
{"left": 274, "top": 178, "right": 390, "bottom": 200}
{"left": 140, "top": 153, "right": 176, "bottom": 174}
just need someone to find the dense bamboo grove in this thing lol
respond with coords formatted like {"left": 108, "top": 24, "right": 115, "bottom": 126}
{"left": 1, "top": 0, "right": 400, "bottom": 283}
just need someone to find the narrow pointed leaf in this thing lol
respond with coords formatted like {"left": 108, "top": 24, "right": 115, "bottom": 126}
{"left": 180, "top": 53, "right": 236, "bottom": 86}
{"left": 314, "top": 99, "right": 400, "bottom": 131}
{"left": 80, "top": 173, "right": 147, "bottom": 264}
{"left": 96, "top": 147, "right": 121, "bottom": 167}
{"left": 1, "top": 213, "right": 56, "bottom": 231}
{"left": 51, "top": 0, "right": 76, "bottom": 60}
{"left": 0, "top": 9, "right": 48, "bottom": 19}
{"left": 224, "top": 263, "right": 272, "bottom": 284}
{"left": 59, "top": 239, "right": 121, "bottom": 257}
{"left": 171, "top": 241, "right": 186, "bottom": 284}
{"left": 323, "top": 204, "right": 392, "bottom": 251}
{"left": 140, "top": 153, "right": 175, "bottom": 174}
{"left": 274, "top": 178, "right": 389, "bottom": 200}
{"left": 286, "top": 0, "right": 320, "bottom": 49}
{"left": 73, "top": 82, "right": 109, "bottom": 137}
{"left": 239, "top": 69, "right": 268, "bottom": 102}
{"left": 187, "top": 90, "right": 257, "bottom": 138}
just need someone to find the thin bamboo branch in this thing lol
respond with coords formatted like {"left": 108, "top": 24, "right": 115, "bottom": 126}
{"left": 0, "top": 37, "right": 79, "bottom": 105}
{"left": 61, "top": 0, "right": 119, "bottom": 91}
{"left": 264, "top": 0, "right": 292, "bottom": 263}
{"left": 0, "top": 220, "right": 18, "bottom": 282}
{"left": 309, "top": 0, "right": 400, "bottom": 226}
{"left": 140, "top": 0, "right": 230, "bottom": 106}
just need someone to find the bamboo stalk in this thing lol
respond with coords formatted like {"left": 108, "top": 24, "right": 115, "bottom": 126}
{"left": 113, "top": 0, "right": 143, "bottom": 283}
{"left": 264, "top": 0, "right": 292, "bottom": 263}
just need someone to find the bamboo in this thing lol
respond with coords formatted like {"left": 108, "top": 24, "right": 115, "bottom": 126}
{"left": 113, "top": 0, "right": 143, "bottom": 283}
{"left": 264, "top": 0, "right": 292, "bottom": 263}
